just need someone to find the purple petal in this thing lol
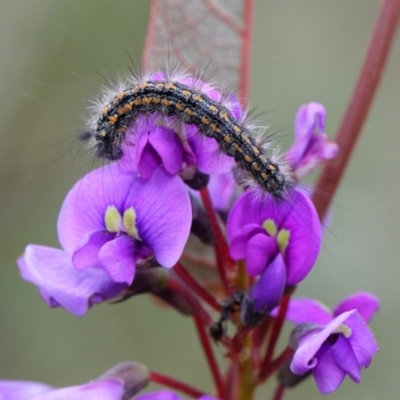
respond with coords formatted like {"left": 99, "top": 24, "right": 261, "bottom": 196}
{"left": 148, "top": 126, "right": 183, "bottom": 175}
{"left": 98, "top": 236, "right": 136, "bottom": 284}
{"left": 0, "top": 381, "right": 53, "bottom": 400}
{"left": 18, "top": 245, "right": 125, "bottom": 316}
{"left": 331, "top": 335, "right": 361, "bottom": 382}
{"left": 58, "top": 163, "right": 135, "bottom": 255}
{"left": 35, "top": 380, "right": 123, "bottom": 400}
{"left": 138, "top": 142, "right": 162, "bottom": 180}
{"left": 227, "top": 191, "right": 270, "bottom": 237}
{"left": 333, "top": 292, "right": 380, "bottom": 324}
{"left": 207, "top": 173, "right": 238, "bottom": 212}
{"left": 72, "top": 230, "right": 115, "bottom": 270}
{"left": 271, "top": 298, "right": 333, "bottom": 325}
{"left": 135, "top": 390, "right": 182, "bottom": 400}
{"left": 293, "top": 135, "right": 339, "bottom": 178}
{"left": 123, "top": 168, "right": 191, "bottom": 268}
{"left": 229, "top": 224, "right": 266, "bottom": 260}
{"left": 246, "top": 233, "right": 278, "bottom": 276}
{"left": 187, "top": 132, "right": 234, "bottom": 174}
{"left": 312, "top": 344, "right": 346, "bottom": 394}
{"left": 345, "top": 311, "right": 379, "bottom": 368}
{"left": 287, "top": 103, "right": 326, "bottom": 167}
{"left": 199, "top": 396, "right": 219, "bottom": 400}
{"left": 290, "top": 310, "right": 356, "bottom": 375}
{"left": 249, "top": 254, "right": 286, "bottom": 311}
{"left": 281, "top": 190, "right": 321, "bottom": 284}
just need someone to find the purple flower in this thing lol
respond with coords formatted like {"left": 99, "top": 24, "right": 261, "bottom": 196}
{"left": 0, "top": 379, "right": 124, "bottom": 400}
{"left": 275, "top": 291, "right": 380, "bottom": 325}
{"left": 0, "top": 362, "right": 150, "bottom": 400}
{"left": 290, "top": 310, "right": 379, "bottom": 394}
{"left": 286, "top": 103, "right": 338, "bottom": 178}
{"left": 136, "top": 391, "right": 218, "bottom": 400}
{"left": 17, "top": 164, "right": 191, "bottom": 316}
{"left": 119, "top": 75, "right": 242, "bottom": 180}
{"left": 0, "top": 385, "right": 217, "bottom": 400}
{"left": 227, "top": 189, "right": 321, "bottom": 311}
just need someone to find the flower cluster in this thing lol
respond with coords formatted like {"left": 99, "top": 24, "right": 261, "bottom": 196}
{"left": 15, "top": 88, "right": 378, "bottom": 400}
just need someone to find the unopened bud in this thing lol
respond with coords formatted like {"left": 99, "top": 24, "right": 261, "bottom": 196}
{"left": 98, "top": 361, "right": 150, "bottom": 399}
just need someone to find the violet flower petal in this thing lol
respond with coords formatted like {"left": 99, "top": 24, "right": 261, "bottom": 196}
{"left": 271, "top": 298, "right": 333, "bottom": 325}
{"left": 333, "top": 291, "right": 380, "bottom": 324}
{"left": 148, "top": 126, "right": 183, "bottom": 175}
{"left": 290, "top": 310, "right": 355, "bottom": 375}
{"left": 123, "top": 168, "right": 191, "bottom": 268}
{"left": 246, "top": 233, "right": 278, "bottom": 276}
{"left": 312, "top": 343, "right": 346, "bottom": 394}
{"left": 187, "top": 132, "right": 235, "bottom": 174}
{"left": 229, "top": 223, "right": 266, "bottom": 260}
{"left": 287, "top": 102, "right": 326, "bottom": 167}
{"left": 345, "top": 311, "right": 379, "bottom": 368}
{"left": 72, "top": 230, "right": 115, "bottom": 270}
{"left": 0, "top": 381, "right": 53, "bottom": 400}
{"left": 58, "top": 163, "right": 134, "bottom": 255}
{"left": 331, "top": 334, "right": 361, "bottom": 382}
{"left": 138, "top": 143, "right": 162, "bottom": 180}
{"left": 98, "top": 236, "right": 136, "bottom": 284}
{"left": 18, "top": 245, "right": 125, "bottom": 316}
{"left": 206, "top": 173, "right": 238, "bottom": 212}
{"left": 34, "top": 380, "right": 123, "bottom": 400}
{"left": 249, "top": 254, "right": 286, "bottom": 311}
{"left": 135, "top": 390, "right": 182, "bottom": 400}
{"left": 280, "top": 190, "right": 321, "bottom": 284}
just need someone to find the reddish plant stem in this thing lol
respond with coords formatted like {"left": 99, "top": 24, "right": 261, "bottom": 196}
{"left": 239, "top": 0, "right": 254, "bottom": 102}
{"left": 232, "top": 326, "right": 252, "bottom": 352}
{"left": 167, "top": 278, "right": 212, "bottom": 326}
{"left": 258, "top": 346, "right": 294, "bottom": 383}
{"left": 271, "top": 384, "right": 285, "bottom": 400}
{"left": 150, "top": 371, "right": 206, "bottom": 398}
{"left": 312, "top": 0, "right": 400, "bottom": 220}
{"left": 174, "top": 263, "right": 222, "bottom": 312}
{"left": 225, "top": 363, "right": 239, "bottom": 400}
{"left": 181, "top": 252, "right": 216, "bottom": 270}
{"left": 252, "top": 317, "right": 273, "bottom": 369}
{"left": 258, "top": 295, "right": 291, "bottom": 379}
{"left": 200, "top": 187, "right": 234, "bottom": 295}
{"left": 194, "top": 315, "right": 226, "bottom": 399}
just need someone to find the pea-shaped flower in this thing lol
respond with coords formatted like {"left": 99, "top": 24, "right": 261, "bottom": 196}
{"left": 227, "top": 189, "right": 321, "bottom": 313}
{"left": 17, "top": 164, "right": 191, "bottom": 316}
{"left": 275, "top": 292, "right": 379, "bottom": 393}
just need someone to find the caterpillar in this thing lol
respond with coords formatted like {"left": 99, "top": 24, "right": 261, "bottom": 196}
{"left": 79, "top": 73, "right": 291, "bottom": 198}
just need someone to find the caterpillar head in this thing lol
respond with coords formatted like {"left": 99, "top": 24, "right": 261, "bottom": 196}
{"left": 78, "top": 127, "right": 123, "bottom": 161}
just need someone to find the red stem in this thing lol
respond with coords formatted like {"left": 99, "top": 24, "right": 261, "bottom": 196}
{"left": 259, "top": 295, "right": 290, "bottom": 378}
{"left": 174, "top": 263, "right": 222, "bottom": 312}
{"left": 239, "top": 0, "right": 254, "bottom": 102}
{"left": 252, "top": 317, "right": 272, "bottom": 369}
{"left": 271, "top": 384, "right": 285, "bottom": 400}
{"left": 200, "top": 187, "right": 234, "bottom": 295}
{"left": 312, "top": 0, "right": 400, "bottom": 220}
{"left": 194, "top": 315, "right": 226, "bottom": 399}
{"left": 258, "top": 346, "right": 294, "bottom": 383}
{"left": 150, "top": 371, "right": 206, "bottom": 398}
{"left": 167, "top": 278, "right": 212, "bottom": 326}
{"left": 181, "top": 252, "right": 216, "bottom": 270}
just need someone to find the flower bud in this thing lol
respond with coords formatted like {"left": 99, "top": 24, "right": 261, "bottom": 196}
{"left": 98, "top": 361, "right": 150, "bottom": 399}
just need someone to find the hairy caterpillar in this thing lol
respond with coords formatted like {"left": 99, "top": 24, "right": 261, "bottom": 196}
{"left": 79, "top": 71, "right": 292, "bottom": 198}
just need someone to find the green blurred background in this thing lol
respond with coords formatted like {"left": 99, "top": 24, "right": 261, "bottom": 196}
{"left": 0, "top": 1, "right": 399, "bottom": 399}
